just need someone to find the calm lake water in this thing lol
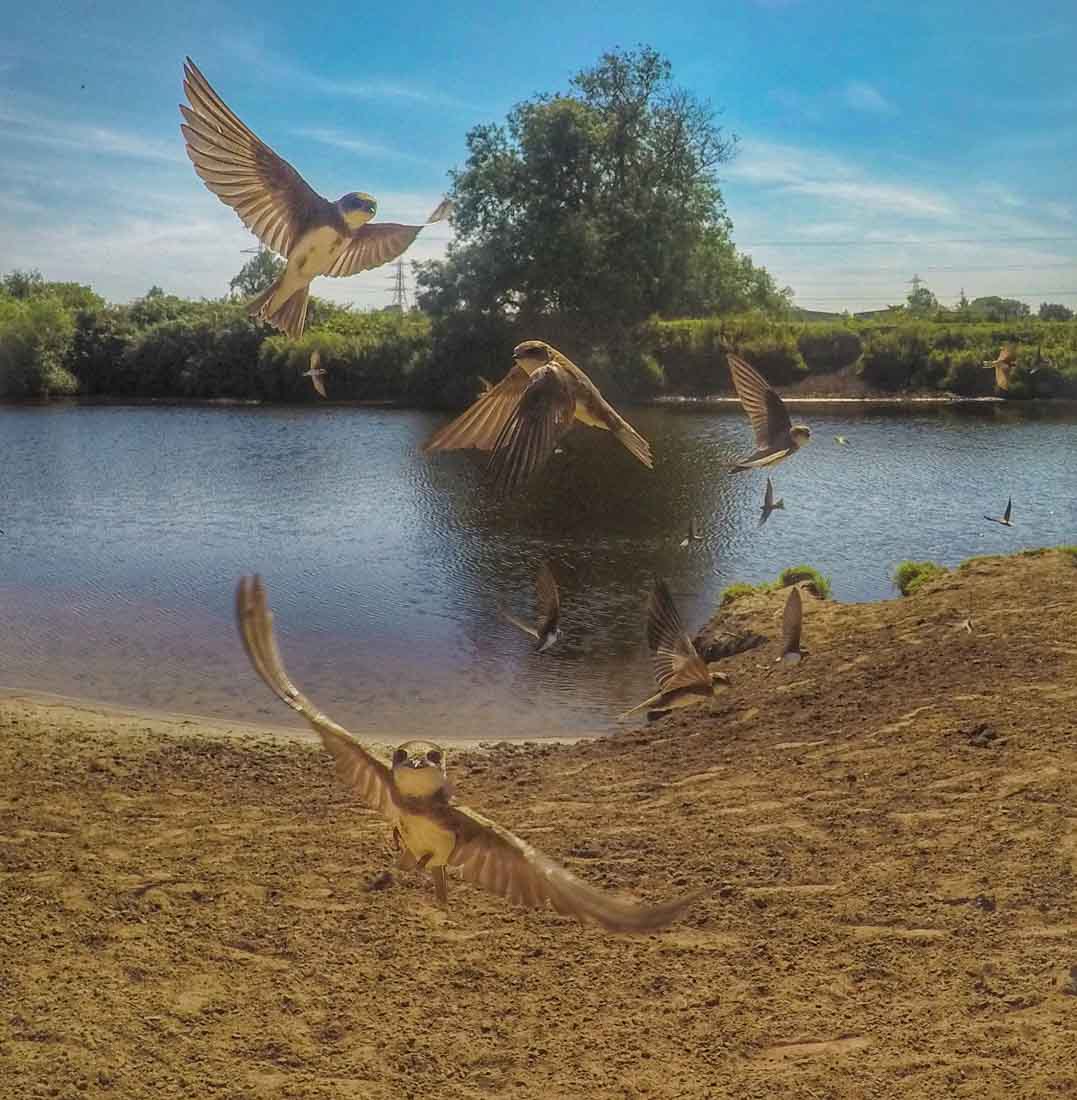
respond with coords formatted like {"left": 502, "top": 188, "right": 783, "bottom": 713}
{"left": 1, "top": 401, "right": 1074, "bottom": 739}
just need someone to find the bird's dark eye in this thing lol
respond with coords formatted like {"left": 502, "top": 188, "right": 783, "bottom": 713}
{"left": 392, "top": 748, "right": 407, "bottom": 766}
{"left": 426, "top": 749, "right": 442, "bottom": 765}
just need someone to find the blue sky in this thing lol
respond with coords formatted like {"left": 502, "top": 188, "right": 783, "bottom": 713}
{"left": 1, "top": 0, "right": 1075, "bottom": 312}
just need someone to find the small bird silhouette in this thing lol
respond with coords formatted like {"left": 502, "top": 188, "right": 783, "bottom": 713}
{"left": 759, "top": 477, "right": 784, "bottom": 527}
{"left": 984, "top": 497, "right": 1014, "bottom": 527}
{"left": 500, "top": 562, "right": 562, "bottom": 652}
{"left": 834, "top": 435, "right": 849, "bottom": 446}
{"left": 303, "top": 349, "right": 327, "bottom": 397}
{"left": 679, "top": 517, "right": 704, "bottom": 548}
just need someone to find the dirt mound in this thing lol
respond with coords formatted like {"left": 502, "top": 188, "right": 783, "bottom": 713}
{"left": 1, "top": 549, "right": 1075, "bottom": 1098}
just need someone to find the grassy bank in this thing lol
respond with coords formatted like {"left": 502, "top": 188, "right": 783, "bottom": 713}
{"left": 3, "top": 278, "right": 1077, "bottom": 404}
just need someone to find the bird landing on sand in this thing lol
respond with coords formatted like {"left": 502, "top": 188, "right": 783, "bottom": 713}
{"left": 621, "top": 579, "right": 730, "bottom": 719}
{"left": 235, "top": 575, "right": 702, "bottom": 931}
{"left": 422, "top": 341, "right": 652, "bottom": 496}
{"left": 727, "top": 353, "right": 810, "bottom": 470}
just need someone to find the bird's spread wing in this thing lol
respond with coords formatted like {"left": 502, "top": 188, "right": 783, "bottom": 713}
{"left": 180, "top": 58, "right": 334, "bottom": 258}
{"left": 565, "top": 357, "right": 653, "bottom": 468}
{"left": 1003, "top": 497, "right": 1012, "bottom": 522}
{"left": 489, "top": 364, "right": 576, "bottom": 495}
{"left": 309, "top": 372, "right": 327, "bottom": 398}
{"left": 728, "top": 354, "right": 792, "bottom": 450}
{"left": 445, "top": 804, "right": 703, "bottom": 932}
{"left": 235, "top": 575, "right": 396, "bottom": 819}
{"left": 326, "top": 200, "right": 451, "bottom": 278}
{"left": 500, "top": 606, "right": 540, "bottom": 640}
{"left": 422, "top": 365, "right": 533, "bottom": 454}
{"left": 764, "top": 478, "right": 774, "bottom": 509}
{"left": 535, "top": 562, "right": 560, "bottom": 637}
{"left": 647, "top": 579, "right": 711, "bottom": 692}
{"left": 781, "top": 586, "right": 803, "bottom": 657}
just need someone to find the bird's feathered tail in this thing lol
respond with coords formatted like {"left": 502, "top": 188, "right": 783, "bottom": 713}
{"left": 248, "top": 278, "right": 309, "bottom": 340}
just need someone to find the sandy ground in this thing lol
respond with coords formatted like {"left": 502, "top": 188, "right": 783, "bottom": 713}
{"left": 2, "top": 548, "right": 1075, "bottom": 1099}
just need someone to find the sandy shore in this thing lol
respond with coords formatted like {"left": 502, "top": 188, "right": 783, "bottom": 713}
{"left": 2, "top": 548, "right": 1075, "bottom": 1099}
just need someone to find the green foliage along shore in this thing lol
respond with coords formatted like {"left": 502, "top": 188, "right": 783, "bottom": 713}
{"left": 3, "top": 271, "right": 1077, "bottom": 405}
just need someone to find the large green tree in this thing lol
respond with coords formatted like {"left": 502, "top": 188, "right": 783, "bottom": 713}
{"left": 418, "top": 46, "right": 784, "bottom": 335}
{"left": 230, "top": 249, "right": 284, "bottom": 299}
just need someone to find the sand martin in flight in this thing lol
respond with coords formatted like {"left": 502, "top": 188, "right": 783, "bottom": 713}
{"left": 303, "top": 349, "right": 327, "bottom": 398}
{"left": 727, "top": 354, "right": 810, "bottom": 470}
{"left": 621, "top": 579, "right": 730, "bottom": 719}
{"left": 422, "top": 341, "right": 653, "bottom": 496}
{"left": 180, "top": 59, "right": 450, "bottom": 339}
{"left": 984, "top": 497, "right": 1014, "bottom": 527}
{"left": 500, "top": 561, "right": 562, "bottom": 652}
{"left": 758, "top": 477, "right": 784, "bottom": 527}
{"left": 236, "top": 575, "right": 701, "bottom": 931}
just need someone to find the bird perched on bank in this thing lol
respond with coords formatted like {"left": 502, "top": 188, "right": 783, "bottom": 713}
{"left": 758, "top": 477, "right": 784, "bottom": 527}
{"left": 235, "top": 575, "right": 701, "bottom": 931}
{"left": 777, "top": 586, "right": 804, "bottom": 664}
{"left": 727, "top": 353, "right": 811, "bottom": 470}
{"left": 303, "top": 349, "right": 327, "bottom": 398}
{"left": 422, "top": 341, "right": 653, "bottom": 496}
{"left": 180, "top": 58, "right": 450, "bottom": 339}
{"left": 620, "top": 579, "right": 731, "bottom": 719}
{"left": 500, "top": 561, "right": 562, "bottom": 652}
{"left": 984, "top": 497, "right": 1014, "bottom": 527}
{"left": 680, "top": 517, "right": 704, "bottom": 548}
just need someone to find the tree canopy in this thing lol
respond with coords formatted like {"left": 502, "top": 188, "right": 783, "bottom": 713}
{"left": 417, "top": 46, "right": 790, "bottom": 336}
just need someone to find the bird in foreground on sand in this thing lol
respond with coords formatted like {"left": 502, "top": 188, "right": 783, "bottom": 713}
{"left": 303, "top": 350, "right": 327, "bottom": 398}
{"left": 500, "top": 562, "right": 562, "bottom": 652}
{"left": 180, "top": 58, "right": 450, "bottom": 339}
{"left": 984, "top": 497, "right": 1014, "bottom": 527}
{"left": 758, "top": 477, "right": 784, "bottom": 527}
{"left": 422, "top": 341, "right": 653, "bottom": 495}
{"left": 983, "top": 344, "right": 1018, "bottom": 391}
{"left": 727, "top": 353, "right": 811, "bottom": 470}
{"left": 680, "top": 517, "right": 704, "bottom": 548}
{"left": 235, "top": 575, "right": 701, "bottom": 931}
{"left": 777, "top": 586, "right": 804, "bottom": 664}
{"left": 621, "top": 579, "right": 731, "bottom": 719}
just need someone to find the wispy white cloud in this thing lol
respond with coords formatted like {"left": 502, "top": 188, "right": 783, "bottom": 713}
{"left": 0, "top": 101, "right": 183, "bottom": 164}
{"left": 726, "top": 139, "right": 950, "bottom": 218}
{"left": 294, "top": 128, "right": 435, "bottom": 166}
{"left": 843, "top": 80, "right": 896, "bottom": 114}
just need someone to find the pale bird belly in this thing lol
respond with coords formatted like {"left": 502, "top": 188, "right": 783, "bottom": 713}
{"left": 398, "top": 814, "right": 457, "bottom": 869}
{"left": 289, "top": 225, "right": 346, "bottom": 280}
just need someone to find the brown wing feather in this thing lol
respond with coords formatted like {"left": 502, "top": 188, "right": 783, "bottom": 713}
{"left": 328, "top": 198, "right": 451, "bottom": 277}
{"left": 181, "top": 59, "right": 335, "bottom": 257}
{"left": 489, "top": 364, "right": 576, "bottom": 495}
{"left": 647, "top": 579, "right": 711, "bottom": 692}
{"left": 446, "top": 804, "right": 703, "bottom": 932}
{"left": 422, "top": 365, "right": 532, "bottom": 453}
{"left": 535, "top": 562, "right": 560, "bottom": 637}
{"left": 234, "top": 575, "right": 396, "bottom": 818}
{"left": 781, "top": 586, "right": 803, "bottom": 657}
{"left": 727, "top": 354, "right": 792, "bottom": 450}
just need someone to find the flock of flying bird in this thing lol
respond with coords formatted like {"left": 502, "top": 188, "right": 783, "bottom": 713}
{"left": 182, "top": 59, "right": 1014, "bottom": 932}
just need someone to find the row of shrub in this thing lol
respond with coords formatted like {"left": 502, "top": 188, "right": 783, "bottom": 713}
{"left": 3, "top": 281, "right": 1077, "bottom": 404}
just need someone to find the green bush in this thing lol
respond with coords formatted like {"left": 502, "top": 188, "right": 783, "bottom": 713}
{"left": 858, "top": 328, "right": 930, "bottom": 390}
{"left": 796, "top": 326, "right": 862, "bottom": 373}
{"left": 777, "top": 565, "right": 831, "bottom": 599}
{"left": 893, "top": 560, "right": 947, "bottom": 596}
{"left": 0, "top": 296, "right": 78, "bottom": 397}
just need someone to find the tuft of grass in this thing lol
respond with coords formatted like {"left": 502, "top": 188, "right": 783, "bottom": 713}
{"left": 720, "top": 582, "right": 763, "bottom": 606}
{"left": 893, "top": 560, "right": 947, "bottom": 596}
{"left": 958, "top": 554, "right": 1000, "bottom": 570}
{"left": 1058, "top": 545, "right": 1077, "bottom": 563}
{"left": 721, "top": 564, "right": 831, "bottom": 606}
{"left": 777, "top": 565, "right": 831, "bottom": 600}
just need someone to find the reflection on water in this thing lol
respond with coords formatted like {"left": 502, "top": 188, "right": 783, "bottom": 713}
{"left": 1, "top": 401, "right": 1074, "bottom": 739}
